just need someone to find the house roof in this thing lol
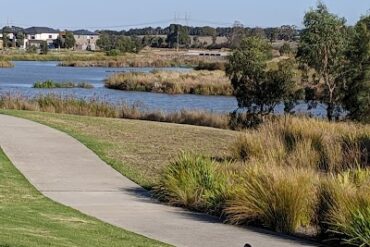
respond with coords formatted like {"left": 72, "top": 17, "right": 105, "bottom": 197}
{"left": 73, "top": 29, "right": 99, "bottom": 36}
{"left": 2, "top": 26, "right": 24, "bottom": 34}
{"left": 24, "top": 27, "right": 59, "bottom": 34}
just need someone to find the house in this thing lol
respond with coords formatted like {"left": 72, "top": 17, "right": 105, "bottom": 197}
{"left": 24, "top": 27, "right": 59, "bottom": 48}
{"left": 73, "top": 30, "right": 99, "bottom": 51}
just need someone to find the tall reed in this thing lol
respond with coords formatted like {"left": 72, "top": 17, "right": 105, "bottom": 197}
{"left": 105, "top": 70, "right": 232, "bottom": 96}
{"left": 0, "top": 95, "right": 230, "bottom": 129}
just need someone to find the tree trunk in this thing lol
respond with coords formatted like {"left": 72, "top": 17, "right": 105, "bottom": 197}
{"left": 327, "top": 102, "right": 334, "bottom": 121}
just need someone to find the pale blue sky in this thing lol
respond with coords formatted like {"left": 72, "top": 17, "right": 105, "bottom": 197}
{"left": 1, "top": 0, "right": 369, "bottom": 30}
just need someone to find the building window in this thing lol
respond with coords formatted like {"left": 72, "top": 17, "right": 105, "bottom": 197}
{"left": 49, "top": 35, "right": 52, "bottom": 39}
{"left": 31, "top": 36, "right": 35, "bottom": 40}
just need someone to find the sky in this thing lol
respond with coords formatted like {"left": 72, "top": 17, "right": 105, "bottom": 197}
{"left": 1, "top": 0, "right": 369, "bottom": 30}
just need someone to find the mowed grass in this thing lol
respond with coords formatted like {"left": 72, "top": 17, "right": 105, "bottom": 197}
{"left": 0, "top": 148, "right": 169, "bottom": 247}
{"left": 1, "top": 110, "right": 236, "bottom": 188}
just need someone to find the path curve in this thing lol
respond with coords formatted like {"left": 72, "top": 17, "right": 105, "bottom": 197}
{"left": 0, "top": 114, "right": 319, "bottom": 247}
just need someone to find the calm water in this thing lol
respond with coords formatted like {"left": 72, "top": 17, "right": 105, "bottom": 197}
{"left": 0, "top": 61, "right": 326, "bottom": 116}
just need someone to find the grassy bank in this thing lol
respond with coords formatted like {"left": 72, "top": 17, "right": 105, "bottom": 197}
{"left": 157, "top": 117, "right": 370, "bottom": 245}
{"left": 0, "top": 148, "right": 168, "bottom": 247}
{"left": 0, "top": 95, "right": 230, "bottom": 129}
{"left": 33, "top": 80, "right": 94, "bottom": 89}
{"left": 1, "top": 49, "right": 227, "bottom": 69}
{"left": 0, "top": 51, "right": 108, "bottom": 61}
{"left": 59, "top": 55, "right": 226, "bottom": 69}
{"left": 0, "top": 60, "right": 14, "bottom": 68}
{"left": 1, "top": 110, "right": 236, "bottom": 188}
{"left": 105, "top": 70, "right": 233, "bottom": 96}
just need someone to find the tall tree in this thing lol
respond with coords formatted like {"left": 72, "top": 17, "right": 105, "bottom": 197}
{"left": 167, "top": 24, "right": 191, "bottom": 48}
{"left": 40, "top": 41, "right": 48, "bottom": 55}
{"left": 166, "top": 24, "right": 190, "bottom": 49}
{"left": 227, "top": 36, "right": 298, "bottom": 125}
{"left": 229, "top": 21, "right": 246, "bottom": 48}
{"left": 64, "top": 32, "right": 76, "bottom": 49}
{"left": 343, "top": 15, "right": 370, "bottom": 123}
{"left": 297, "top": 2, "right": 349, "bottom": 121}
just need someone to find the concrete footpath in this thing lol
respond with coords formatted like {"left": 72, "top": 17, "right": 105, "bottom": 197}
{"left": 0, "top": 114, "right": 320, "bottom": 247}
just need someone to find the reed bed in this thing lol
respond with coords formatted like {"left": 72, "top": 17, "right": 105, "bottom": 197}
{"left": 0, "top": 95, "right": 229, "bottom": 129}
{"left": 33, "top": 80, "right": 94, "bottom": 89}
{"left": 105, "top": 70, "right": 233, "bottom": 96}
{"left": 1, "top": 52, "right": 108, "bottom": 61}
{"left": 0, "top": 60, "right": 14, "bottom": 68}
{"left": 59, "top": 54, "right": 227, "bottom": 69}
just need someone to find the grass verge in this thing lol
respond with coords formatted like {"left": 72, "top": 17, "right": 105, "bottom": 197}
{"left": 0, "top": 109, "right": 236, "bottom": 188}
{"left": 105, "top": 70, "right": 232, "bottom": 96}
{"left": 0, "top": 148, "right": 169, "bottom": 247}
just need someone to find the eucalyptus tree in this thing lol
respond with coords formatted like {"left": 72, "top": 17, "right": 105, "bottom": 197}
{"left": 297, "top": 2, "right": 349, "bottom": 121}
{"left": 343, "top": 15, "right": 370, "bottom": 123}
{"left": 227, "top": 36, "right": 298, "bottom": 127}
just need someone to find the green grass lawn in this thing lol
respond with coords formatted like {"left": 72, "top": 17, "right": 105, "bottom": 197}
{"left": 0, "top": 110, "right": 237, "bottom": 188}
{"left": 0, "top": 148, "right": 169, "bottom": 247}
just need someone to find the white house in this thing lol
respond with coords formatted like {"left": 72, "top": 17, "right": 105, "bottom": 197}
{"left": 24, "top": 27, "right": 59, "bottom": 48}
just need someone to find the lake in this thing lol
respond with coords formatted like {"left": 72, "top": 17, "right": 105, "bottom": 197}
{"left": 0, "top": 61, "right": 326, "bottom": 116}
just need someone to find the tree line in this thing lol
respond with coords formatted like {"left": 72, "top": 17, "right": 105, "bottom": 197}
{"left": 99, "top": 24, "right": 298, "bottom": 41}
{"left": 228, "top": 2, "right": 370, "bottom": 126}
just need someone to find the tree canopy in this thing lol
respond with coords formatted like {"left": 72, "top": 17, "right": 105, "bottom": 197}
{"left": 227, "top": 36, "right": 297, "bottom": 124}
{"left": 297, "top": 2, "right": 349, "bottom": 121}
{"left": 343, "top": 15, "right": 370, "bottom": 122}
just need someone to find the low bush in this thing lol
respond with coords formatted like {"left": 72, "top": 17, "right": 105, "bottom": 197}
{"left": 156, "top": 153, "right": 233, "bottom": 213}
{"left": 194, "top": 61, "right": 227, "bottom": 71}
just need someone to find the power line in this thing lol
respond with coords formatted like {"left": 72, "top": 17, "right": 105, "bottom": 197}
{"left": 0, "top": 17, "right": 235, "bottom": 31}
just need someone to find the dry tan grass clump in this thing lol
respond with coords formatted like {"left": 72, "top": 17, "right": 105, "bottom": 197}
{"left": 225, "top": 163, "right": 319, "bottom": 233}
{"left": 0, "top": 60, "right": 14, "bottom": 68}
{"left": 230, "top": 117, "right": 370, "bottom": 173}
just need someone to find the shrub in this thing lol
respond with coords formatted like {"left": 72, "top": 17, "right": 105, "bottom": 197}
{"left": 106, "top": 49, "right": 121, "bottom": 56}
{"left": 194, "top": 61, "right": 227, "bottom": 71}
{"left": 279, "top": 43, "right": 292, "bottom": 55}
{"left": 156, "top": 153, "right": 232, "bottom": 213}
{"left": 320, "top": 171, "right": 370, "bottom": 246}
{"left": 225, "top": 164, "right": 319, "bottom": 233}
